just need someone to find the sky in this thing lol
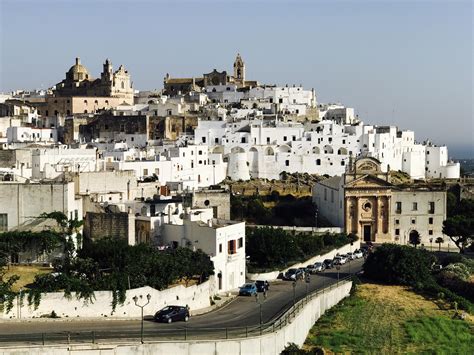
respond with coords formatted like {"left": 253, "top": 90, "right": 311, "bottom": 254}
{"left": 0, "top": 0, "right": 472, "bottom": 158}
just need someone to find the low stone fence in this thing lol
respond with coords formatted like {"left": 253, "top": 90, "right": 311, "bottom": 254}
{"left": 247, "top": 241, "right": 361, "bottom": 281}
{"left": 1, "top": 278, "right": 214, "bottom": 320}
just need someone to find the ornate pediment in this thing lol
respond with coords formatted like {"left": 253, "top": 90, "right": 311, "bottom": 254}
{"left": 345, "top": 174, "right": 393, "bottom": 189}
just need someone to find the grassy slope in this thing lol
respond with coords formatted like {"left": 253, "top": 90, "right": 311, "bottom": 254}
{"left": 305, "top": 283, "right": 474, "bottom": 354}
{"left": 2, "top": 265, "right": 52, "bottom": 292}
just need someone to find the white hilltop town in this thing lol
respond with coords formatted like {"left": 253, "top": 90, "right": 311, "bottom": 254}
{"left": 0, "top": 55, "right": 470, "bottom": 353}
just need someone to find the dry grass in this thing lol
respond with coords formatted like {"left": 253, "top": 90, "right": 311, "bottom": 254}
{"left": 2, "top": 265, "right": 52, "bottom": 292}
{"left": 305, "top": 283, "right": 474, "bottom": 354}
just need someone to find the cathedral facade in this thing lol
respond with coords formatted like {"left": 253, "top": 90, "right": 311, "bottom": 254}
{"left": 41, "top": 58, "right": 134, "bottom": 116}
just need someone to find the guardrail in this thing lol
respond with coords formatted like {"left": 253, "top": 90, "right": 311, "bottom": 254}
{"left": 0, "top": 276, "right": 355, "bottom": 346}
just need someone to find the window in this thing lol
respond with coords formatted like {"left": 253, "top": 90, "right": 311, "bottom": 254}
{"left": 412, "top": 202, "right": 418, "bottom": 211}
{"left": 395, "top": 202, "right": 402, "bottom": 213}
{"left": 292, "top": 136, "right": 296, "bottom": 141}
{"left": 429, "top": 217, "right": 433, "bottom": 224}
{"left": 0, "top": 214, "right": 7, "bottom": 232}
{"left": 198, "top": 150, "right": 203, "bottom": 155}
{"left": 202, "top": 137, "right": 206, "bottom": 143}
{"left": 238, "top": 237, "right": 243, "bottom": 248}
{"left": 215, "top": 138, "right": 219, "bottom": 143}
{"left": 143, "top": 168, "right": 148, "bottom": 176}
{"left": 316, "top": 159, "right": 321, "bottom": 166}
{"left": 228, "top": 240, "right": 237, "bottom": 254}
{"left": 266, "top": 137, "right": 270, "bottom": 143}
{"left": 279, "top": 98, "right": 283, "bottom": 103}
{"left": 395, "top": 229, "right": 400, "bottom": 236}
{"left": 120, "top": 124, "right": 125, "bottom": 132}
{"left": 285, "top": 160, "right": 289, "bottom": 167}
{"left": 411, "top": 218, "right": 416, "bottom": 224}
{"left": 429, "top": 230, "right": 433, "bottom": 236}
{"left": 283, "top": 136, "right": 287, "bottom": 141}
{"left": 241, "top": 137, "right": 246, "bottom": 143}
{"left": 428, "top": 202, "right": 435, "bottom": 214}
{"left": 219, "top": 244, "right": 222, "bottom": 253}
{"left": 395, "top": 219, "right": 400, "bottom": 225}
{"left": 74, "top": 209, "right": 78, "bottom": 220}
{"left": 155, "top": 168, "right": 160, "bottom": 175}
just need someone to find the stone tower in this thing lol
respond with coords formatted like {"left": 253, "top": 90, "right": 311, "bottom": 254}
{"left": 233, "top": 53, "right": 245, "bottom": 87}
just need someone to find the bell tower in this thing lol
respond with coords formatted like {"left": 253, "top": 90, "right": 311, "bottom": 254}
{"left": 233, "top": 53, "right": 245, "bottom": 87}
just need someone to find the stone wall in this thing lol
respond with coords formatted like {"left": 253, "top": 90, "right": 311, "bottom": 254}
{"left": 83, "top": 212, "right": 134, "bottom": 244}
{"left": 2, "top": 279, "right": 214, "bottom": 320}
{"left": 192, "top": 189, "right": 231, "bottom": 220}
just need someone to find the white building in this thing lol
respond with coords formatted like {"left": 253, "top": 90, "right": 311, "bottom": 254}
{"left": 7, "top": 126, "right": 58, "bottom": 144}
{"left": 32, "top": 147, "right": 98, "bottom": 180}
{"left": 163, "top": 216, "right": 246, "bottom": 293}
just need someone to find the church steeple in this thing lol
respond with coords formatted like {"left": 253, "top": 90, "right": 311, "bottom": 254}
{"left": 233, "top": 53, "right": 245, "bottom": 87}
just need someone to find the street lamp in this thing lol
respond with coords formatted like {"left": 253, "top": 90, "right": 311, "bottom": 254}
{"left": 133, "top": 294, "right": 151, "bottom": 344}
{"left": 255, "top": 293, "right": 265, "bottom": 335}
{"left": 292, "top": 280, "right": 297, "bottom": 307}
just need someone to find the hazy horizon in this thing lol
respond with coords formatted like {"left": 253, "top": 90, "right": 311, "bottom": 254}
{"left": 0, "top": 0, "right": 472, "bottom": 157}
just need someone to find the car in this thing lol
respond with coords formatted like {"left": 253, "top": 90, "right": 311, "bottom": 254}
{"left": 313, "top": 262, "right": 326, "bottom": 272}
{"left": 306, "top": 264, "right": 318, "bottom": 274}
{"left": 347, "top": 252, "right": 357, "bottom": 260}
{"left": 323, "top": 259, "right": 334, "bottom": 269}
{"left": 255, "top": 280, "right": 270, "bottom": 292}
{"left": 353, "top": 250, "right": 364, "bottom": 259}
{"left": 298, "top": 267, "right": 307, "bottom": 277}
{"left": 283, "top": 268, "right": 304, "bottom": 281}
{"left": 334, "top": 256, "right": 347, "bottom": 265}
{"left": 154, "top": 306, "right": 190, "bottom": 323}
{"left": 239, "top": 283, "right": 257, "bottom": 296}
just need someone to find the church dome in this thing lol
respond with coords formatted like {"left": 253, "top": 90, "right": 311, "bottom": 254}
{"left": 66, "top": 57, "right": 90, "bottom": 81}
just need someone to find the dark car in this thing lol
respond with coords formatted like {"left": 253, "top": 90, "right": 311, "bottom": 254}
{"left": 323, "top": 259, "right": 334, "bottom": 269}
{"left": 154, "top": 306, "right": 190, "bottom": 323}
{"left": 283, "top": 268, "right": 304, "bottom": 281}
{"left": 255, "top": 280, "right": 270, "bottom": 292}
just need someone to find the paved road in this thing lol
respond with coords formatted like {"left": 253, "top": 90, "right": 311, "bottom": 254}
{"left": 0, "top": 259, "right": 363, "bottom": 344}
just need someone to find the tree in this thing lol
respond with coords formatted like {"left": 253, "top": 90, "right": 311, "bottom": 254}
{"left": 409, "top": 230, "right": 421, "bottom": 248}
{"left": 435, "top": 237, "right": 444, "bottom": 252}
{"left": 443, "top": 215, "right": 474, "bottom": 253}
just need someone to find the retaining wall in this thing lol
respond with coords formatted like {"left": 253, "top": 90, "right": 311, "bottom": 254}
{"left": 247, "top": 240, "right": 361, "bottom": 281}
{"left": 2, "top": 278, "right": 214, "bottom": 320}
{"left": 0, "top": 281, "right": 352, "bottom": 355}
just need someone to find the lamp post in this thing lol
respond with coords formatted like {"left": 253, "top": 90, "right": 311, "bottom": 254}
{"left": 133, "top": 294, "right": 151, "bottom": 344}
{"left": 255, "top": 293, "right": 265, "bottom": 334}
{"left": 292, "top": 280, "right": 297, "bottom": 307}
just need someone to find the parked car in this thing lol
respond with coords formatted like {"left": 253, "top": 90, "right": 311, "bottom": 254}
{"left": 283, "top": 268, "right": 304, "bottom": 281}
{"left": 323, "top": 259, "right": 334, "bottom": 269}
{"left": 239, "top": 283, "right": 257, "bottom": 296}
{"left": 334, "top": 256, "right": 347, "bottom": 265}
{"left": 154, "top": 306, "right": 190, "bottom": 323}
{"left": 255, "top": 280, "right": 270, "bottom": 292}
{"left": 298, "top": 267, "right": 307, "bottom": 278}
{"left": 313, "top": 262, "right": 326, "bottom": 272}
{"left": 306, "top": 264, "right": 317, "bottom": 274}
{"left": 353, "top": 250, "right": 364, "bottom": 259}
{"left": 346, "top": 252, "right": 356, "bottom": 260}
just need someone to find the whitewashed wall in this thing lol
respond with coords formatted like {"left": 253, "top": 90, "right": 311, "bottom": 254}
{"left": 2, "top": 278, "right": 214, "bottom": 320}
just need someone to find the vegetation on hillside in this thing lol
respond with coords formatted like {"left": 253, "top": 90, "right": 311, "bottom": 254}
{"left": 231, "top": 193, "right": 320, "bottom": 226}
{"left": 297, "top": 283, "right": 474, "bottom": 354}
{"left": 246, "top": 227, "right": 356, "bottom": 272}
{"left": 443, "top": 197, "right": 474, "bottom": 253}
{"left": 363, "top": 244, "right": 474, "bottom": 312}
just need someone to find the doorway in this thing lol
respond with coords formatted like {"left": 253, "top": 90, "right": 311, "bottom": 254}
{"left": 363, "top": 225, "right": 372, "bottom": 242}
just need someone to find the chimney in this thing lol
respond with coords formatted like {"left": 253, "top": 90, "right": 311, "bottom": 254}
{"left": 76, "top": 57, "right": 80, "bottom": 65}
